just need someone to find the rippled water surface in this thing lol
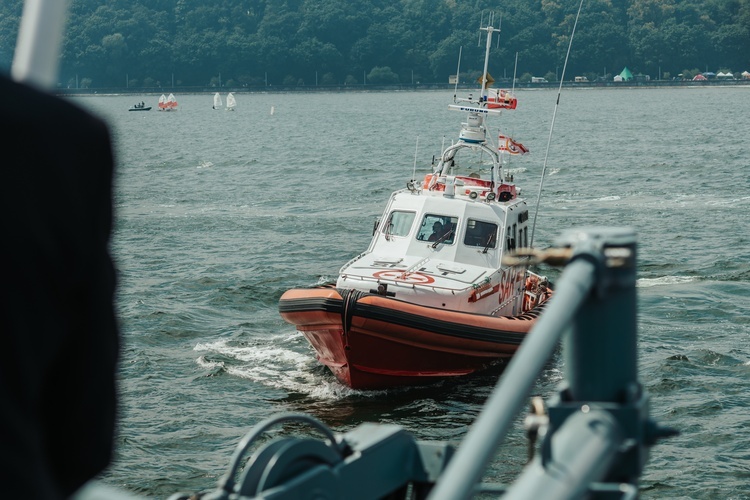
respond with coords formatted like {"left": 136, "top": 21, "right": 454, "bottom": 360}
{"left": 73, "top": 87, "right": 750, "bottom": 498}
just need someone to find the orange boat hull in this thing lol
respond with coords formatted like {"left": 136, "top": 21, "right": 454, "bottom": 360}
{"left": 278, "top": 286, "right": 550, "bottom": 389}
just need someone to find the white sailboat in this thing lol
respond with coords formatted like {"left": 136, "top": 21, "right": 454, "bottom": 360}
{"left": 162, "top": 93, "right": 178, "bottom": 111}
{"left": 213, "top": 92, "right": 222, "bottom": 110}
{"left": 226, "top": 92, "right": 236, "bottom": 111}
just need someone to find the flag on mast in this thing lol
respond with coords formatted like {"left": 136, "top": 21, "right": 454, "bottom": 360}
{"left": 477, "top": 72, "right": 495, "bottom": 86}
{"left": 498, "top": 134, "right": 529, "bottom": 155}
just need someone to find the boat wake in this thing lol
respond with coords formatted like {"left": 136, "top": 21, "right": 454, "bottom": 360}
{"left": 637, "top": 275, "right": 696, "bottom": 288}
{"left": 594, "top": 195, "right": 622, "bottom": 201}
{"left": 193, "top": 335, "right": 383, "bottom": 400}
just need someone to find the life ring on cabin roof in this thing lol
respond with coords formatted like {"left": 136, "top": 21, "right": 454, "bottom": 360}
{"left": 373, "top": 270, "right": 435, "bottom": 285}
{"left": 498, "top": 191, "right": 512, "bottom": 202}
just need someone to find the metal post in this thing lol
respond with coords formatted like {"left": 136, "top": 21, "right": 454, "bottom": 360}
{"left": 539, "top": 227, "right": 659, "bottom": 489}
{"left": 503, "top": 228, "right": 640, "bottom": 499}
{"left": 565, "top": 227, "right": 637, "bottom": 402}
{"left": 504, "top": 409, "right": 623, "bottom": 500}
{"left": 428, "top": 230, "right": 607, "bottom": 500}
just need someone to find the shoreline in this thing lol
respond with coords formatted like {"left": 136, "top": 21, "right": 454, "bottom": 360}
{"left": 56, "top": 79, "right": 750, "bottom": 97}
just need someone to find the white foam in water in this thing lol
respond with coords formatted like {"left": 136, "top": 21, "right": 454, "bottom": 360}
{"left": 704, "top": 195, "right": 750, "bottom": 206}
{"left": 505, "top": 167, "right": 527, "bottom": 176}
{"left": 194, "top": 335, "right": 381, "bottom": 400}
{"left": 637, "top": 276, "right": 695, "bottom": 288}
{"left": 594, "top": 195, "right": 621, "bottom": 201}
{"left": 195, "top": 355, "right": 223, "bottom": 370}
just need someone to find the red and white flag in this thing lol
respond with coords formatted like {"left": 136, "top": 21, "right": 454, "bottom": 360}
{"left": 498, "top": 134, "right": 529, "bottom": 155}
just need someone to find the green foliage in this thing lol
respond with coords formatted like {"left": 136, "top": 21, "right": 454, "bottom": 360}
{"left": 367, "top": 66, "right": 399, "bottom": 84}
{"left": 1, "top": 0, "right": 748, "bottom": 88}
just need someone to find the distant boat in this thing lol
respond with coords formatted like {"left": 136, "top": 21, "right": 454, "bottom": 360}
{"left": 226, "top": 92, "right": 236, "bottom": 111}
{"left": 159, "top": 93, "right": 178, "bottom": 111}
{"left": 213, "top": 92, "right": 222, "bottom": 109}
{"left": 129, "top": 102, "right": 151, "bottom": 111}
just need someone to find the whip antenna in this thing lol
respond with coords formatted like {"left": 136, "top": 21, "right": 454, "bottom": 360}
{"left": 452, "top": 46, "right": 462, "bottom": 102}
{"left": 529, "top": 0, "right": 585, "bottom": 247}
{"left": 412, "top": 136, "right": 419, "bottom": 180}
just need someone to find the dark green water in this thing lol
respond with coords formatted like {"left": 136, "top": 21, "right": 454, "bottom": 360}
{"left": 75, "top": 87, "right": 750, "bottom": 498}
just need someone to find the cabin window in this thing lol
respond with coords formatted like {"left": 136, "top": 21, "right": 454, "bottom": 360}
{"left": 384, "top": 210, "right": 416, "bottom": 237}
{"left": 417, "top": 214, "right": 458, "bottom": 244}
{"left": 506, "top": 226, "right": 512, "bottom": 251}
{"left": 464, "top": 219, "right": 497, "bottom": 248}
{"left": 519, "top": 227, "right": 527, "bottom": 248}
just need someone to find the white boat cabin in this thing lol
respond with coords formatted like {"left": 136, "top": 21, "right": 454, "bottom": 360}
{"left": 337, "top": 172, "right": 532, "bottom": 317}
{"left": 337, "top": 65, "right": 538, "bottom": 318}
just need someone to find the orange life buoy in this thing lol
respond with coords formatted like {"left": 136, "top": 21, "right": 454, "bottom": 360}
{"left": 373, "top": 270, "right": 435, "bottom": 285}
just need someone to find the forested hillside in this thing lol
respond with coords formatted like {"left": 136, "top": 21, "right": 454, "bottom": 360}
{"left": 1, "top": 0, "right": 748, "bottom": 89}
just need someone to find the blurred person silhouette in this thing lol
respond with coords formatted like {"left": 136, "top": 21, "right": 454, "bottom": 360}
{"left": 428, "top": 221, "right": 444, "bottom": 241}
{"left": 0, "top": 73, "right": 120, "bottom": 499}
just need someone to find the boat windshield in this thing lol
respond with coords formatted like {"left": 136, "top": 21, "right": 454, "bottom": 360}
{"left": 417, "top": 214, "right": 458, "bottom": 244}
{"left": 384, "top": 210, "right": 416, "bottom": 238}
{"left": 464, "top": 219, "right": 498, "bottom": 249}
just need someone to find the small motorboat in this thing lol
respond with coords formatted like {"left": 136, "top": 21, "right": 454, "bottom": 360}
{"left": 128, "top": 102, "right": 151, "bottom": 111}
{"left": 279, "top": 21, "right": 552, "bottom": 390}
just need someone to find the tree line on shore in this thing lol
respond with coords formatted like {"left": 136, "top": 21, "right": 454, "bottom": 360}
{"left": 1, "top": 0, "right": 748, "bottom": 89}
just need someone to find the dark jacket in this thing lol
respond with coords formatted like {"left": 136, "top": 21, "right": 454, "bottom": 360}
{"left": 0, "top": 75, "right": 120, "bottom": 499}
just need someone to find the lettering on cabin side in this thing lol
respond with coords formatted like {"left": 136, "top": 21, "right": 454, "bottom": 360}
{"left": 499, "top": 267, "right": 523, "bottom": 304}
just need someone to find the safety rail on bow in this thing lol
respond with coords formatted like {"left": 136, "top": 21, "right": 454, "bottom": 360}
{"left": 75, "top": 227, "right": 677, "bottom": 500}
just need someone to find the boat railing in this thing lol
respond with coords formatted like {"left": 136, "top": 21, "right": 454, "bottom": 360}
{"left": 341, "top": 267, "right": 504, "bottom": 296}
{"left": 340, "top": 271, "right": 476, "bottom": 294}
{"left": 337, "top": 251, "right": 368, "bottom": 274}
{"left": 75, "top": 227, "right": 677, "bottom": 500}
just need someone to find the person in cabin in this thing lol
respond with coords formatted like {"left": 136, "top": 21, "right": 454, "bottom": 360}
{"left": 0, "top": 73, "right": 120, "bottom": 499}
{"left": 428, "top": 221, "right": 444, "bottom": 241}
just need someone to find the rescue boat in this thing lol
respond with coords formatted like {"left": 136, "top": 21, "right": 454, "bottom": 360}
{"left": 279, "top": 22, "right": 552, "bottom": 389}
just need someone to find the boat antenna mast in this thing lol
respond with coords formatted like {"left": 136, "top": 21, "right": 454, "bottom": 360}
{"left": 452, "top": 46, "right": 462, "bottom": 103}
{"left": 444, "top": 14, "right": 504, "bottom": 185}
{"left": 451, "top": 13, "right": 500, "bottom": 108}
{"left": 529, "top": 0, "right": 585, "bottom": 247}
{"left": 478, "top": 12, "right": 499, "bottom": 101}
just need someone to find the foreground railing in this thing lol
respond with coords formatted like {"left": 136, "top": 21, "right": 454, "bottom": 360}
{"left": 428, "top": 226, "right": 678, "bottom": 500}
{"left": 76, "top": 227, "right": 676, "bottom": 500}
